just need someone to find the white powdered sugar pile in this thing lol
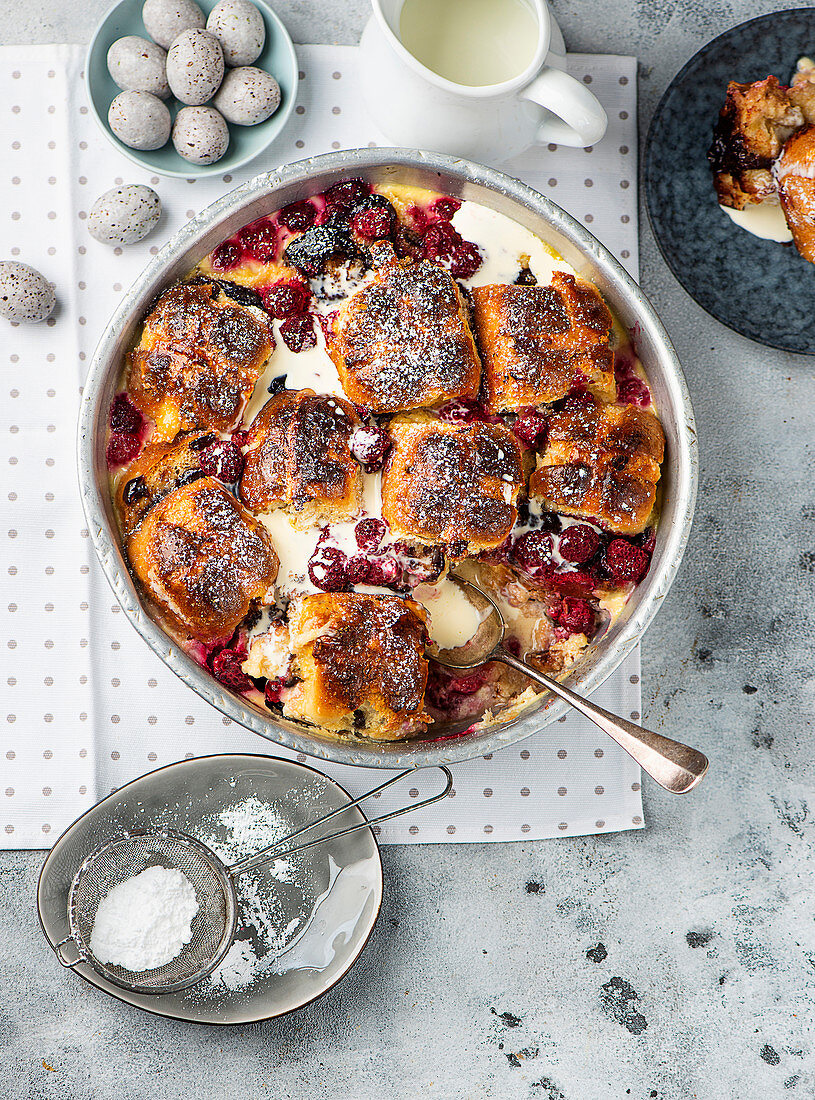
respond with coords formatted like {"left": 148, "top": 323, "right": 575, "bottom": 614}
{"left": 89, "top": 865, "right": 199, "bottom": 972}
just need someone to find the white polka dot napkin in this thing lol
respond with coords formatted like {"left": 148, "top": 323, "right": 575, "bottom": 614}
{"left": 0, "top": 44, "right": 644, "bottom": 849}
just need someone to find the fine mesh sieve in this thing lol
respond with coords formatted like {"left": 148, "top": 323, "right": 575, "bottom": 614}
{"left": 54, "top": 766, "right": 452, "bottom": 995}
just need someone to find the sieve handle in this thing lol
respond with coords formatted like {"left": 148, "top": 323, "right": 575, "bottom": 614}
{"left": 229, "top": 766, "right": 453, "bottom": 877}
{"left": 55, "top": 936, "right": 83, "bottom": 968}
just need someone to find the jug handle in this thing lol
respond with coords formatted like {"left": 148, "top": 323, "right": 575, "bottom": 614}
{"left": 521, "top": 66, "right": 608, "bottom": 148}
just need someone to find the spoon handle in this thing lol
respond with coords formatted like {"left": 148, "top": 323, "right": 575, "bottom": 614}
{"left": 494, "top": 649, "right": 708, "bottom": 794}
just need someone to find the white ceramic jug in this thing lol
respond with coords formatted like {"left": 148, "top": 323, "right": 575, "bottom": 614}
{"left": 359, "top": 0, "right": 608, "bottom": 163}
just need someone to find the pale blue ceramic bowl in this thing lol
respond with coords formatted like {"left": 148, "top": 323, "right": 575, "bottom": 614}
{"left": 85, "top": 0, "right": 298, "bottom": 178}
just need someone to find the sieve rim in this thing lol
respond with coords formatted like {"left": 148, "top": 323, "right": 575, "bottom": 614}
{"left": 65, "top": 827, "right": 239, "bottom": 995}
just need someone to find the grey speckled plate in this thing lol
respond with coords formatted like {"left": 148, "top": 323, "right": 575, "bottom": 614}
{"left": 37, "top": 754, "right": 383, "bottom": 1024}
{"left": 645, "top": 8, "right": 815, "bottom": 354}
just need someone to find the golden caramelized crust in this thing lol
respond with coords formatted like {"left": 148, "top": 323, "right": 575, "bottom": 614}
{"left": 127, "top": 477, "right": 278, "bottom": 642}
{"left": 115, "top": 430, "right": 214, "bottom": 538}
{"left": 239, "top": 389, "right": 362, "bottom": 527}
{"left": 472, "top": 273, "right": 615, "bottom": 411}
{"left": 776, "top": 125, "right": 815, "bottom": 262}
{"left": 530, "top": 395, "right": 664, "bottom": 534}
{"left": 709, "top": 77, "right": 806, "bottom": 209}
{"left": 282, "top": 593, "right": 430, "bottom": 739}
{"left": 328, "top": 242, "right": 481, "bottom": 413}
{"left": 128, "top": 281, "right": 274, "bottom": 439}
{"left": 381, "top": 411, "right": 524, "bottom": 554}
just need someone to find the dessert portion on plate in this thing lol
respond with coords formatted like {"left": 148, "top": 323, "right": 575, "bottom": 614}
{"left": 106, "top": 178, "right": 665, "bottom": 741}
{"left": 709, "top": 59, "right": 815, "bottom": 259}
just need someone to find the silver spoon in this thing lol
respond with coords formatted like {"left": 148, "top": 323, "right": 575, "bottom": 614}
{"left": 429, "top": 577, "right": 708, "bottom": 795}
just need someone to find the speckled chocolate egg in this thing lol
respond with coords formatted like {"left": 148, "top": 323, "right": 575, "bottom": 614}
{"left": 206, "top": 0, "right": 265, "bottom": 67}
{"left": 212, "top": 66, "right": 279, "bottom": 125}
{"left": 142, "top": 0, "right": 205, "bottom": 50}
{"left": 107, "top": 36, "right": 170, "bottom": 98}
{"left": 108, "top": 91, "right": 171, "bottom": 150}
{"left": 166, "top": 28, "right": 224, "bottom": 105}
{"left": 0, "top": 262, "right": 56, "bottom": 323}
{"left": 172, "top": 106, "right": 229, "bottom": 164}
{"left": 88, "top": 185, "right": 162, "bottom": 245}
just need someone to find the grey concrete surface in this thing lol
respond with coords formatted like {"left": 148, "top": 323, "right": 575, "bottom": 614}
{"left": 3, "top": 1, "right": 815, "bottom": 1097}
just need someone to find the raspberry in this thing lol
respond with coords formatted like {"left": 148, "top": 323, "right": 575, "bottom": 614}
{"left": 512, "top": 530, "right": 554, "bottom": 574}
{"left": 605, "top": 538, "right": 650, "bottom": 584}
{"left": 238, "top": 220, "right": 277, "bottom": 263}
{"left": 433, "top": 197, "right": 461, "bottom": 221}
{"left": 308, "top": 545, "right": 348, "bottom": 591}
{"left": 323, "top": 179, "right": 370, "bottom": 215}
{"left": 279, "top": 313, "right": 317, "bottom": 352}
{"left": 554, "top": 597, "right": 595, "bottom": 635}
{"left": 350, "top": 425, "right": 390, "bottom": 471}
{"left": 422, "top": 221, "right": 459, "bottom": 261}
{"left": 436, "top": 399, "right": 493, "bottom": 424}
{"left": 558, "top": 524, "right": 600, "bottom": 564}
{"left": 408, "top": 205, "right": 429, "bottom": 232}
{"left": 366, "top": 556, "right": 401, "bottom": 587}
{"left": 278, "top": 201, "right": 317, "bottom": 232}
{"left": 231, "top": 429, "right": 249, "bottom": 450}
{"left": 106, "top": 432, "right": 141, "bottom": 467}
{"left": 264, "top": 677, "right": 285, "bottom": 706}
{"left": 355, "top": 517, "right": 387, "bottom": 553}
{"left": 346, "top": 555, "right": 372, "bottom": 584}
{"left": 199, "top": 440, "right": 244, "bottom": 483}
{"left": 212, "top": 649, "right": 253, "bottom": 693}
{"left": 109, "top": 393, "right": 143, "bottom": 435}
{"left": 449, "top": 240, "right": 482, "bottom": 279}
{"left": 512, "top": 407, "right": 547, "bottom": 447}
{"left": 617, "top": 377, "right": 652, "bottom": 408}
{"left": 211, "top": 241, "right": 242, "bottom": 270}
{"left": 261, "top": 281, "right": 311, "bottom": 318}
{"left": 352, "top": 207, "right": 393, "bottom": 240}
{"left": 548, "top": 568, "right": 597, "bottom": 596}
{"left": 639, "top": 528, "right": 656, "bottom": 556}
{"left": 479, "top": 535, "right": 513, "bottom": 564}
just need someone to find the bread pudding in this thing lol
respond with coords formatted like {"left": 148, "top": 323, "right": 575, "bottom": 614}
{"left": 106, "top": 178, "right": 665, "bottom": 741}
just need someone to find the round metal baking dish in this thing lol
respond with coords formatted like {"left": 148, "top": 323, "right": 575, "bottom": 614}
{"left": 77, "top": 147, "right": 697, "bottom": 768}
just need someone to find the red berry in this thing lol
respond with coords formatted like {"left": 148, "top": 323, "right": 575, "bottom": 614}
{"left": 211, "top": 241, "right": 242, "bottom": 271}
{"left": 231, "top": 429, "right": 249, "bottom": 450}
{"left": 355, "top": 517, "right": 387, "bottom": 553}
{"left": 109, "top": 393, "right": 143, "bottom": 435}
{"left": 212, "top": 649, "right": 253, "bottom": 693}
{"left": 278, "top": 201, "right": 317, "bottom": 232}
{"left": 436, "top": 399, "right": 494, "bottom": 424}
{"left": 554, "top": 597, "right": 595, "bottom": 635}
{"left": 279, "top": 313, "right": 317, "bottom": 352}
{"left": 433, "top": 197, "right": 461, "bottom": 221}
{"left": 323, "top": 179, "right": 370, "bottom": 214}
{"left": 512, "top": 530, "right": 554, "bottom": 574}
{"left": 106, "top": 432, "right": 141, "bottom": 467}
{"left": 605, "top": 539, "right": 650, "bottom": 584}
{"left": 264, "top": 677, "right": 285, "bottom": 706}
{"left": 617, "top": 377, "right": 652, "bottom": 408}
{"left": 199, "top": 440, "right": 244, "bottom": 483}
{"left": 422, "top": 221, "right": 459, "bottom": 261}
{"left": 308, "top": 545, "right": 348, "bottom": 591}
{"left": 261, "top": 281, "right": 311, "bottom": 318}
{"left": 449, "top": 240, "right": 482, "bottom": 279}
{"left": 547, "top": 568, "right": 597, "bottom": 596}
{"left": 352, "top": 207, "right": 393, "bottom": 240}
{"left": 238, "top": 220, "right": 278, "bottom": 263}
{"left": 346, "top": 555, "right": 372, "bottom": 584}
{"left": 366, "top": 557, "right": 401, "bottom": 587}
{"left": 350, "top": 425, "right": 390, "bottom": 471}
{"left": 512, "top": 407, "right": 548, "bottom": 447}
{"left": 558, "top": 524, "right": 600, "bottom": 564}
{"left": 408, "top": 205, "right": 429, "bottom": 232}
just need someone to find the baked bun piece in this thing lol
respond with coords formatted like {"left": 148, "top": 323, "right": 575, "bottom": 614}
{"left": 282, "top": 593, "right": 430, "bottom": 739}
{"left": 776, "top": 125, "right": 815, "bottom": 262}
{"left": 328, "top": 242, "right": 481, "bottom": 414}
{"left": 127, "top": 477, "right": 279, "bottom": 642}
{"left": 115, "top": 429, "right": 215, "bottom": 538}
{"left": 239, "top": 389, "right": 362, "bottom": 527}
{"left": 530, "top": 394, "right": 664, "bottom": 535}
{"left": 472, "top": 273, "right": 615, "bottom": 411}
{"left": 128, "top": 280, "right": 274, "bottom": 440}
{"left": 381, "top": 411, "right": 524, "bottom": 555}
{"left": 709, "top": 77, "right": 811, "bottom": 209}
